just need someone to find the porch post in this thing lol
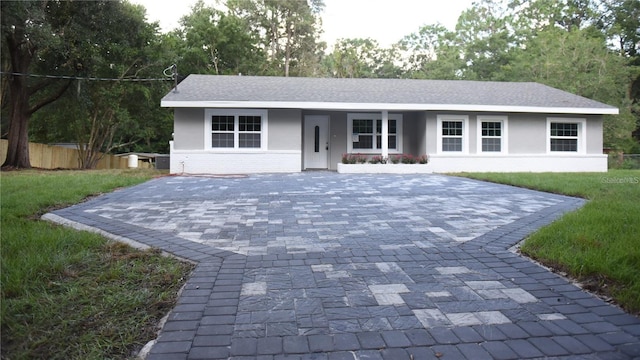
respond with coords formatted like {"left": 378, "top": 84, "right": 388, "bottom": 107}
{"left": 381, "top": 110, "right": 389, "bottom": 160}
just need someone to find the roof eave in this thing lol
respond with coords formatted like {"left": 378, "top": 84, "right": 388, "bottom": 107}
{"left": 160, "top": 100, "right": 619, "bottom": 115}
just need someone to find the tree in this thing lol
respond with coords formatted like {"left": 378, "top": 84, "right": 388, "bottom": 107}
{"left": 24, "top": 1, "right": 176, "bottom": 167}
{"left": 1, "top": 1, "right": 75, "bottom": 169}
{"left": 397, "top": 24, "right": 464, "bottom": 79}
{"left": 227, "top": 0, "right": 325, "bottom": 76}
{"left": 453, "top": 0, "right": 515, "bottom": 80}
{"left": 169, "top": 0, "right": 265, "bottom": 76}
{"left": 599, "top": 0, "right": 640, "bottom": 149}
{"left": 505, "top": 27, "right": 636, "bottom": 149}
{"left": 324, "top": 38, "right": 400, "bottom": 78}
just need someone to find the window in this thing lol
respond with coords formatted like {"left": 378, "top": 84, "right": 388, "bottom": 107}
{"left": 205, "top": 110, "right": 267, "bottom": 150}
{"left": 437, "top": 115, "right": 468, "bottom": 153}
{"left": 477, "top": 116, "right": 508, "bottom": 153}
{"left": 442, "top": 121, "right": 463, "bottom": 151}
{"left": 481, "top": 122, "right": 501, "bottom": 152}
{"left": 238, "top": 116, "right": 261, "bottom": 148}
{"left": 547, "top": 118, "right": 585, "bottom": 153}
{"left": 550, "top": 123, "right": 578, "bottom": 152}
{"left": 347, "top": 113, "right": 402, "bottom": 153}
{"left": 211, "top": 116, "right": 234, "bottom": 148}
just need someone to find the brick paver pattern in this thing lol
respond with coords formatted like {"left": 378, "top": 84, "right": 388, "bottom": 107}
{"left": 46, "top": 173, "right": 640, "bottom": 359}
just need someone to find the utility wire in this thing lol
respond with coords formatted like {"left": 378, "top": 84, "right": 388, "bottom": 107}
{"left": 0, "top": 71, "right": 174, "bottom": 82}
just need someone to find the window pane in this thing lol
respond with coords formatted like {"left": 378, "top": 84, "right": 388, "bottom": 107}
{"left": 375, "top": 119, "right": 396, "bottom": 134}
{"left": 353, "top": 135, "right": 373, "bottom": 149}
{"left": 550, "top": 138, "right": 577, "bottom": 152}
{"left": 442, "top": 137, "right": 462, "bottom": 152}
{"left": 239, "top": 133, "right": 261, "bottom": 148}
{"left": 239, "top": 116, "right": 261, "bottom": 132}
{"left": 375, "top": 135, "right": 397, "bottom": 149}
{"left": 388, "top": 135, "right": 396, "bottom": 149}
{"left": 442, "top": 121, "right": 462, "bottom": 136}
{"left": 482, "top": 122, "right": 501, "bottom": 137}
{"left": 482, "top": 138, "right": 501, "bottom": 152}
{"left": 551, "top": 123, "right": 578, "bottom": 137}
{"left": 353, "top": 119, "right": 373, "bottom": 134}
{"left": 212, "top": 115, "right": 234, "bottom": 131}
{"left": 212, "top": 133, "right": 234, "bottom": 148}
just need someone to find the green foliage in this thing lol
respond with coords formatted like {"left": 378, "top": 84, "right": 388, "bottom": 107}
{"left": 227, "top": 0, "right": 325, "bottom": 76}
{"left": 398, "top": 24, "right": 463, "bottom": 79}
{"left": 0, "top": 169, "right": 192, "bottom": 359}
{"left": 170, "top": 0, "right": 265, "bottom": 76}
{"left": 324, "top": 38, "right": 401, "bottom": 78}
{"left": 458, "top": 171, "right": 640, "bottom": 314}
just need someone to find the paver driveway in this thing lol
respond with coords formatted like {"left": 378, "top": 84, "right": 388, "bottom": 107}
{"left": 45, "top": 173, "right": 640, "bottom": 359}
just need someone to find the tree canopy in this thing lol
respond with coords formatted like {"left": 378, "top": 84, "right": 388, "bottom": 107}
{"left": 1, "top": 0, "right": 638, "bottom": 169}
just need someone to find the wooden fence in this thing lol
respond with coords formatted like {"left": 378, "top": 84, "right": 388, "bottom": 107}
{"left": 0, "top": 140, "right": 151, "bottom": 170}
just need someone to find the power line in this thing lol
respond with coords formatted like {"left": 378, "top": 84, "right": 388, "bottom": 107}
{"left": 0, "top": 71, "right": 173, "bottom": 82}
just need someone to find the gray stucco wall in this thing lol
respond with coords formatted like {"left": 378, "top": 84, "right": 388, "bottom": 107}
{"left": 468, "top": 116, "right": 478, "bottom": 154}
{"left": 508, "top": 114, "right": 547, "bottom": 154}
{"left": 425, "top": 113, "right": 438, "bottom": 155}
{"left": 329, "top": 112, "right": 347, "bottom": 170}
{"left": 173, "top": 108, "right": 204, "bottom": 150}
{"left": 587, "top": 116, "right": 603, "bottom": 154}
{"left": 268, "top": 109, "right": 302, "bottom": 151}
{"left": 403, "top": 112, "right": 425, "bottom": 156}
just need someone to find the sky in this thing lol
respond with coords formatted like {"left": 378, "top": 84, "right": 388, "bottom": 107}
{"left": 131, "top": 0, "right": 475, "bottom": 48}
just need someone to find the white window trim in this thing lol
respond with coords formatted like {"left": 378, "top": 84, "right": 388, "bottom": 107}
{"left": 347, "top": 113, "right": 403, "bottom": 154}
{"left": 546, "top": 117, "right": 586, "bottom": 154}
{"left": 204, "top": 109, "right": 268, "bottom": 151}
{"left": 437, "top": 114, "right": 469, "bottom": 154}
{"left": 476, "top": 115, "right": 508, "bottom": 154}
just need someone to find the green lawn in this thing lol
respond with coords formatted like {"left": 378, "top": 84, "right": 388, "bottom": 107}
{"left": 1, "top": 169, "right": 194, "bottom": 359}
{"left": 457, "top": 170, "right": 640, "bottom": 315}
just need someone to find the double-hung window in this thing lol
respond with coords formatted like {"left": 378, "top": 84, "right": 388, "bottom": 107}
{"left": 238, "top": 116, "right": 261, "bottom": 148}
{"left": 211, "top": 116, "right": 235, "bottom": 148}
{"left": 206, "top": 109, "right": 267, "bottom": 150}
{"left": 547, "top": 118, "right": 585, "bottom": 153}
{"left": 437, "top": 115, "right": 468, "bottom": 153}
{"left": 477, "top": 116, "right": 507, "bottom": 153}
{"left": 347, "top": 113, "right": 402, "bottom": 153}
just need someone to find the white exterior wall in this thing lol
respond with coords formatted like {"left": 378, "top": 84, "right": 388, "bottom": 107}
{"left": 337, "top": 155, "right": 607, "bottom": 173}
{"left": 170, "top": 141, "right": 301, "bottom": 174}
{"left": 427, "top": 154, "right": 607, "bottom": 172}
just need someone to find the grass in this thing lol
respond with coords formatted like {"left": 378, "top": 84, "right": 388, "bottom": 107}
{"left": 457, "top": 170, "right": 640, "bottom": 315}
{"left": 1, "top": 169, "right": 194, "bottom": 359}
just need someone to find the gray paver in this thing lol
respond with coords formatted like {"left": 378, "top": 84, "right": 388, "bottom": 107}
{"left": 45, "top": 173, "right": 640, "bottom": 359}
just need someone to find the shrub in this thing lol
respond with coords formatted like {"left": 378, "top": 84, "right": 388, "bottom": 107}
{"left": 369, "top": 155, "right": 386, "bottom": 164}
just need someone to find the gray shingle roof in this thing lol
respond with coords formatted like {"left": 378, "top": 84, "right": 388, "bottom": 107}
{"left": 161, "top": 74, "right": 617, "bottom": 114}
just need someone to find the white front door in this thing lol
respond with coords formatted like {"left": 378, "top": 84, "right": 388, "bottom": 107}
{"left": 304, "top": 115, "right": 329, "bottom": 169}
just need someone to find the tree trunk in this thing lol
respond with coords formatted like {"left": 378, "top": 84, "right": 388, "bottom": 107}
{"left": 2, "top": 94, "right": 31, "bottom": 169}
{"left": 2, "top": 38, "right": 33, "bottom": 169}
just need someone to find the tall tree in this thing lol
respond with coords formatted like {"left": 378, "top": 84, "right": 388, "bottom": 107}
{"left": 24, "top": 1, "right": 175, "bottom": 166}
{"left": 599, "top": 0, "right": 640, "bottom": 149}
{"left": 453, "top": 0, "right": 515, "bottom": 80}
{"left": 170, "top": 0, "right": 265, "bottom": 76}
{"left": 398, "top": 24, "right": 464, "bottom": 79}
{"left": 227, "top": 0, "right": 325, "bottom": 76}
{"left": 324, "top": 38, "right": 400, "bottom": 78}
{"left": 505, "top": 27, "right": 636, "bottom": 149}
{"left": 1, "top": 1, "right": 75, "bottom": 169}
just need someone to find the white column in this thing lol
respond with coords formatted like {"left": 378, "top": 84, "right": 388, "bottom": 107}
{"left": 381, "top": 110, "right": 389, "bottom": 160}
